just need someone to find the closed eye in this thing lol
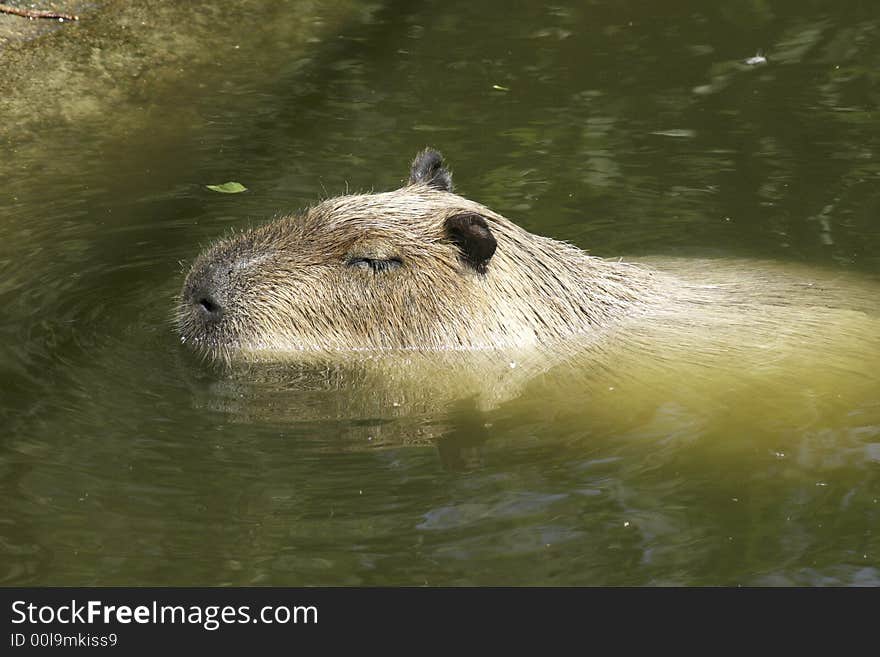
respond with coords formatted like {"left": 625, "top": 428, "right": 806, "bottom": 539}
{"left": 346, "top": 256, "right": 403, "bottom": 273}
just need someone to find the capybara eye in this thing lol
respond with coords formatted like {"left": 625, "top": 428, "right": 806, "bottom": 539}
{"left": 346, "top": 257, "right": 403, "bottom": 273}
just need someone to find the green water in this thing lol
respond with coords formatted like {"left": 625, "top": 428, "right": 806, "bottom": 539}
{"left": 2, "top": 0, "right": 879, "bottom": 586}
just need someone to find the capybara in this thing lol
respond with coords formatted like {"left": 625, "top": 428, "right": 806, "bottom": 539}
{"left": 178, "top": 149, "right": 674, "bottom": 360}
{"left": 178, "top": 148, "right": 879, "bottom": 379}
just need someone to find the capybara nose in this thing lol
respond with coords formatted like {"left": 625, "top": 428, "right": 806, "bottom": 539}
{"left": 181, "top": 258, "right": 231, "bottom": 325}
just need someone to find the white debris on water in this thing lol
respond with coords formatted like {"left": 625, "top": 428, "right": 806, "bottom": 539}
{"left": 650, "top": 129, "right": 696, "bottom": 138}
{"left": 745, "top": 52, "right": 767, "bottom": 66}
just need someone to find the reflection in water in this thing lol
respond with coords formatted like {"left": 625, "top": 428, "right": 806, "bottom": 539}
{"left": 2, "top": 0, "right": 880, "bottom": 585}
{"left": 436, "top": 401, "right": 491, "bottom": 472}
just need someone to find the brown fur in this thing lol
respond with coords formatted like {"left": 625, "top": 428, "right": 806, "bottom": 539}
{"left": 177, "top": 150, "right": 877, "bottom": 369}
{"left": 178, "top": 151, "right": 665, "bottom": 362}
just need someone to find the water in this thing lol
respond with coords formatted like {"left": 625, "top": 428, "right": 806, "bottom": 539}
{"left": 2, "top": 0, "right": 879, "bottom": 586}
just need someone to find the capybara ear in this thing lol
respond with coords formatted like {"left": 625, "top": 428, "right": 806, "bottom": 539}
{"left": 445, "top": 213, "right": 497, "bottom": 271}
{"left": 408, "top": 148, "right": 453, "bottom": 192}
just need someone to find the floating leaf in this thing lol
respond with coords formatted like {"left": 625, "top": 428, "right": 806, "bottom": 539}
{"left": 206, "top": 182, "right": 247, "bottom": 194}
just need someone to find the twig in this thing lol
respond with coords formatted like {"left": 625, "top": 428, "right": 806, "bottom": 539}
{"left": 0, "top": 4, "right": 79, "bottom": 20}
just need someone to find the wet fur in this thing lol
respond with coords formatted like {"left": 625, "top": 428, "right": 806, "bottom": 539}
{"left": 179, "top": 150, "right": 663, "bottom": 361}
{"left": 178, "top": 149, "right": 878, "bottom": 372}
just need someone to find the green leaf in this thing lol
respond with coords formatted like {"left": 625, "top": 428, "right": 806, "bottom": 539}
{"left": 206, "top": 182, "right": 247, "bottom": 194}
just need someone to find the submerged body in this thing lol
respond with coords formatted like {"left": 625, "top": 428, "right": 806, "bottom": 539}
{"left": 178, "top": 150, "right": 880, "bottom": 434}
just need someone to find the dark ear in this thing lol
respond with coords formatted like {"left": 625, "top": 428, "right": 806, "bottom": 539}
{"left": 445, "top": 213, "right": 496, "bottom": 271}
{"left": 408, "top": 148, "right": 453, "bottom": 192}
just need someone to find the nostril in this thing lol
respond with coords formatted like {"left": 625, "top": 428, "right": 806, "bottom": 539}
{"left": 196, "top": 295, "right": 222, "bottom": 320}
{"left": 199, "top": 297, "right": 219, "bottom": 313}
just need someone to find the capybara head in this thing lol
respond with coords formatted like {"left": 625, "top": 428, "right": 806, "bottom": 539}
{"left": 178, "top": 149, "right": 651, "bottom": 362}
